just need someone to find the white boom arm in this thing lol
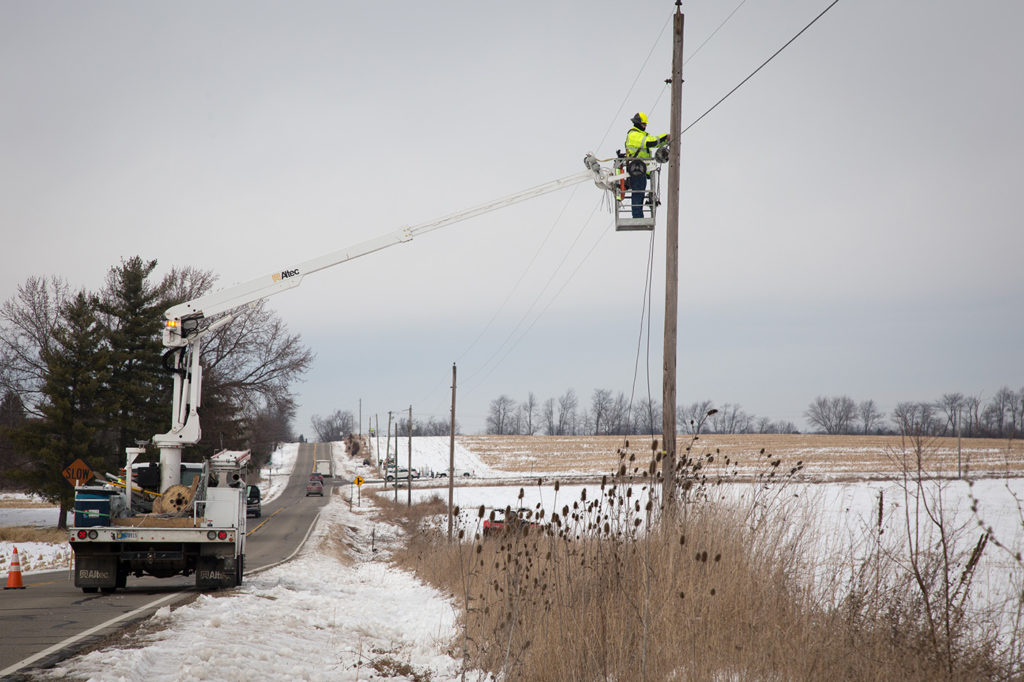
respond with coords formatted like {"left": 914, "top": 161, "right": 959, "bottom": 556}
{"left": 152, "top": 169, "right": 591, "bottom": 486}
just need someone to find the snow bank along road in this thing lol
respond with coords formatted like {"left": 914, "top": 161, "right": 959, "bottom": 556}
{"left": 0, "top": 443, "right": 333, "bottom": 678}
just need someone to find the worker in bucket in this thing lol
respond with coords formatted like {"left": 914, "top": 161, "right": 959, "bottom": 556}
{"left": 624, "top": 112, "right": 670, "bottom": 218}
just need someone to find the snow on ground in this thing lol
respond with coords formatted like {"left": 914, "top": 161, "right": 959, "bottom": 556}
{"left": 0, "top": 541, "right": 71, "bottom": 576}
{"left": 377, "top": 436, "right": 499, "bottom": 478}
{"left": 252, "top": 442, "right": 300, "bottom": 504}
{"left": 42, "top": 477, "right": 474, "bottom": 681}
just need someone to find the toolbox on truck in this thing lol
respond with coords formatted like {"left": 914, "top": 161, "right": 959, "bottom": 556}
{"left": 73, "top": 488, "right": 117, "bottom": 527}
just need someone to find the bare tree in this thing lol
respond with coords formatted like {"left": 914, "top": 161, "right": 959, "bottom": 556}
{"left": 608, "top": 392, "right": 631, "bottom": 434}
{"left": 557, "top": 389, "right": 578, "bottom": 436}
{"left": 310, "top": 410, "right": 355, "bottom": 441}
{"left": 591, "top": 388, "right": 613, "bottom": 436}
{"left": 892, "top": 401, "right": 940, "bottom": 436}
{"left": 858, "top": 399, "right": 883, "bottom": 435}
{"left": 541, "top": 398, "right": 556, "bottom": 436}
{"left": 962, "top": 394, "right": 981, "bottom": 437}
{"left": 486, "top": 395, "right": 515, "bottom": 435}
{"left": 522, "top": 392, "right": 537, "bottom": 435}
{"left": 632, "top": 397, "right": 661, "bottom": 435}
{"left": 0, "top": 276, "right": 71, "bottom": 414}
{"left": 680, "top": 400, "right": 714, "bottom": 434}
{"left": 805, "top": 395, "right": 857, "bottom": 434}
{"left": 936, "top": 393, "right": 964, "bottom": 436}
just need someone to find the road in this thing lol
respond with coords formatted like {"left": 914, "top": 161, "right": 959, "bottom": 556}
{"left": 0, "top": 443, "right": 333, "bottom": 678}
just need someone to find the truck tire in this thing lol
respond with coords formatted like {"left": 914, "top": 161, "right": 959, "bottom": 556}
{"left": 236, "top": 555, "right": 244, "bottom": 585}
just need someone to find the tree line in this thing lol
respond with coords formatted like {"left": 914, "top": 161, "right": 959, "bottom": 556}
{"left": 0, "top": 258, "right": 311, "bottom": 520}
{"left": 485, "top": 389, "right": 798, "bottom": 436}
{"left": 309, "top": 409, "right": 458, "bottom": 441}
{"left": 805, "top": 390, "right": 1024, "bottom": 437}
{"left": 486, "top": 388, "right": 1024, "bottom": 438}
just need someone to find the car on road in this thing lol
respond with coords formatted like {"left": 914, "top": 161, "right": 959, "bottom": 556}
{"left": 305, "top": 476, "right": 325, "bottom": 496}
{"left": 246, "top": 485, "right": 262, "bottom": 518}
{"left": 483, "top": 508, "right": 537, "bottom": 536}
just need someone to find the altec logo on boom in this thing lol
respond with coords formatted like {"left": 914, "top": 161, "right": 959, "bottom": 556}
{"left": 272, "top": 268, "right": 300, "bottom": 282}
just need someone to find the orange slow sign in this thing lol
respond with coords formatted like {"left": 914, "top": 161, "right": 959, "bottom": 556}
{"left": 62, "top": 458, "right": 94, "bottom": 486}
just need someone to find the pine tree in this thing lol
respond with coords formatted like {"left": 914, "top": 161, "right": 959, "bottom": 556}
{"left": 96, "top": 257, "right": 170, "bottom": 456}
{"left": 7, "top": 292, "right": 111, "bottom": 528}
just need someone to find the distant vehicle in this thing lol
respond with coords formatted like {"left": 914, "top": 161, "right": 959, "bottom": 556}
{"left": 436, "top": 470, "right": 473, "bottom": 478}
{"left": 246, "top": 485, "right": 262, "bottom": 518}
{"left": 309, "top": 472, "right": 325, "bottom": 483}
{"left": 305, "top": 477, "right": 324, "bottom": 496}
{"left": 483, "top": 508, "right": 536, "bottom": 536}
{"left": 384, "top": 468, "right": 420, "bottom": 483}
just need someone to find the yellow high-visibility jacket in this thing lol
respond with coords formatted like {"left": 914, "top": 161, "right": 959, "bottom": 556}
{"left": 625, "top": 126, "right": 669, "bottom": 159}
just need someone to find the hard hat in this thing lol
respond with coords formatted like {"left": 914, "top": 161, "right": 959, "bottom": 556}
{"left": 631, "top": 112, "right": 648, "bottom": 127}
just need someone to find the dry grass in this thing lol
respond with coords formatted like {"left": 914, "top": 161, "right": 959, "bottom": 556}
{"left": 388, "top": 445, "right": 1020, "bottom": 680}
{"left": 0, "top": 526, "right": 68, "bottom": 544}
{"left": 458, "top": 433, "right": 1024, "bottom": 479}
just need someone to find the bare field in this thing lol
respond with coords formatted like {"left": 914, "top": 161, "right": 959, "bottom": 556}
{"left": 457, "top": 433, "right": 1024, "bottom": 480}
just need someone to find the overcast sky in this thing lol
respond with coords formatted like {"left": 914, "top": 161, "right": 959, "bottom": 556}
{"left": 2, "top": 0, "right": 1022, "bottom": 436}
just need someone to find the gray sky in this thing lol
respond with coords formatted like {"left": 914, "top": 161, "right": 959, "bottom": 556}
{"left": 2, "top": 0, "right": 1022, "bottom": 435}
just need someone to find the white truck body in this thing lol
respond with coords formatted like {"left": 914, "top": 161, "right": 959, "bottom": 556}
{"left": 69, "top": 454, "right": 248, "bottom": 592}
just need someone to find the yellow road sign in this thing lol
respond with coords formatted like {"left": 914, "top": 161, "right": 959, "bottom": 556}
{"left": 354, "top": 476, "right": 364, "bottom": 487}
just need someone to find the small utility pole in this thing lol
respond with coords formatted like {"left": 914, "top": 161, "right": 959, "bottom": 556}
{"left": 385, "top": 411, "right": 393, "bottom": 490}
{"left": 358, "top": 398, "right": 362, "bottom": 439}
{"left": 661, "top": 0, "right": 685, "bottom": 510}
{"left": 407, "top": 404, "right": 413, "bottom": 507}
{"left": 957, "top": 405, "right": 963, "bottom": 479}
{"left": 448, "top": 363, "right": 457, "bottom": 541}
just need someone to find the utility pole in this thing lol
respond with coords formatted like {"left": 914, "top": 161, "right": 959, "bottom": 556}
{"left": 358, "top": 398, "right": 362, "bottom": 439}
{"left": 407, "top": 404, "right": 412, "bottom": 507}
{"left": 385, "top": 411, "right": 393, "bottom": 490}
{"left": 448, "top": 363, "right": 457, "bottom": 541}
{"left": 661, "top": 0, "right": 685, "bottom": 511}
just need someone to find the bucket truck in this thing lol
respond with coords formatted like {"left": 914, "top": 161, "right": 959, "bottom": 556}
{"left": 68, "top": 170, "right": 591, "bottom": 592}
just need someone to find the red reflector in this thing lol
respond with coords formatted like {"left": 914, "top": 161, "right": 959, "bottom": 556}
{"left": 217, "top": 531, "right": 227, "bottom": 540}
{"left": 77, "top": 530, "right": 88, "bottom": 539}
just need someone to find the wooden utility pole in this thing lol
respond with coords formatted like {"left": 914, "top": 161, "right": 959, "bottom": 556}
{"left": 448, "top": 363, "right": 457, "bottom": 541}
{"left": 407, "top": 405, "right": 412, "bottom": 507}
{"left": 661, "top": 1, "right": 685, "bottom": 510}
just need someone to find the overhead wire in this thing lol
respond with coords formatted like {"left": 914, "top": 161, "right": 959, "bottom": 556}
{"left": 415, "top": 13, "right": 678, "bottom": 417}
{"left": 414, "top": 0, "right": 842, "bottom": 425}
{"left": 682, "top": 0, "right": 842, "bottom": 136}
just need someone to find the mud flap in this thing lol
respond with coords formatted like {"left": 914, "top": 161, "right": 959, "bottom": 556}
{"left": 74, "top": 555, "right": 118, "bottom": 590}
{"left": 195, "top": 556, "right": 238, "bottom": 590}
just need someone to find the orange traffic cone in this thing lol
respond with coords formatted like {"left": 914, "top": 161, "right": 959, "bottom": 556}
{"left": 5, "top": 546, "right": 26, "bottom": 589}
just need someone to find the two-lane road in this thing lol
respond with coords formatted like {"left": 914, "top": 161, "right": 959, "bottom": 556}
{"left": 0, "top": 443, "right": 332, "bottom": 677}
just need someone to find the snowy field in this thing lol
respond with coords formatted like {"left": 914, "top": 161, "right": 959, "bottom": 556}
{"left": 368, "top": 435, "right": 498, "bottom": 478}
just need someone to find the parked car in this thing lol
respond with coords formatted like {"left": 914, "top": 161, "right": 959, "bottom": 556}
{"left": 245, "top": 485, "right": 262, "bottom": 518}
{"left": 305, "top": 476, "right": 324, "bottom": 496}
{"left": 483, "top": 508, "right": 536, "bottom": 536}
{"left": 436, "top": 470, "right": 473, "bottom": 478}
{"left": 384, "top": 468, "right": 420, "bottom": 482}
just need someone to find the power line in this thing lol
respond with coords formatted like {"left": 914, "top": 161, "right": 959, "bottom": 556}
{"left": 682, "top": 0, "right": 842, "bottom": 136}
